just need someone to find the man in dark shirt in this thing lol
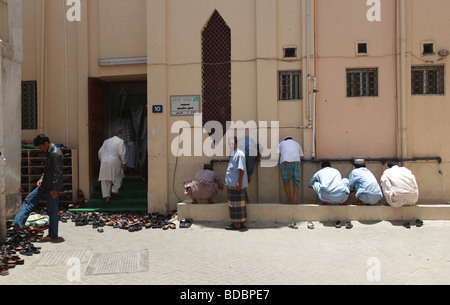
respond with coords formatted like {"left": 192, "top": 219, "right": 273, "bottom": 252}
{"left": 9, "top": 134, "right": 63, "bottom": 242}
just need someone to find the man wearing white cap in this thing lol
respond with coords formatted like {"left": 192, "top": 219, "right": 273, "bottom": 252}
{"left": 348, "top": 159, "right": 383, "bottom": 205}
{"left": 277, "top": 137, "right": 304, "bottom": 204}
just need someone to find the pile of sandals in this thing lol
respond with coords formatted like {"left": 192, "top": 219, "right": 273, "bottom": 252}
{"left": 59, "top": 210, "right": 180, "bottom": 233}
{"left": 0, "top": 229, "right": 43, "bottom": 276}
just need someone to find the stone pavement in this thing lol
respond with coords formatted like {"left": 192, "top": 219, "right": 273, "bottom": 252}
{"left": 1, "top": 218, "right": 449, "bottom": 286}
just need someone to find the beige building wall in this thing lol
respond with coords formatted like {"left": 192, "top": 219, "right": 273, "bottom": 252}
{"left": 315, "top": 0, "right": 397, "bottom": 159}
{"left": 21, "top": 0, "right": 148, "bottom": 200}
{"left": 19, "top": 0, "right": 450, "bottom": 214}
{"left": 405, "top": 0, "right": 450, "bottom": 203}
{"left": 1, "top": 0, "right": 22, "bottom": 219}
{"left": 149, "top": 0, "right": 308, "bottom": 211}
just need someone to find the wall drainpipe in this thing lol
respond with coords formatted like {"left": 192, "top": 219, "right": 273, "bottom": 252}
{"left": 399, "top": 0, "right": 407, "bottom": 159}
{"left": 0, "top": 155, "right": 6, "bottom": 245}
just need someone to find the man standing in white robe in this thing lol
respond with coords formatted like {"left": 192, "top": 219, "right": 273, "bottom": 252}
{"left": 380, "top": 161, "right": 419, "bottom": 207}
{"left": 98, "top": 130, "right": 127, "bottom": 203}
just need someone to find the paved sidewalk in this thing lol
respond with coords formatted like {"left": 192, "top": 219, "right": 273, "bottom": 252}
{"left": 1, "top": 218, "right": 449, "bottom": 285}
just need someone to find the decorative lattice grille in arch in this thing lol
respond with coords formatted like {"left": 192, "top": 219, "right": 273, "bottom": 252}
{"left": 202, "top": 10, "right": 231, "bottom": 136}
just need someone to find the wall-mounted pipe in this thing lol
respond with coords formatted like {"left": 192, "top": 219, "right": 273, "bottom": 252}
{"left": 211, "top": 156, "right": 442, "bottom": 165}
{"left": 312, "top": 75, "right": 317, "bottom": 159}
{"left": 210, "top": 156, "right": 443, "bottom": 174}
{"left": 0, "top": 156, "right": 6, "bottom": 245}
{"left": 399, "top": 0, "right": 407, "bottom": 159}
{"left": 62, "top": 0, "right": 69, "bottom": 147}
{"left": 306, "top": 0, "right": 311, "bottom": 126}
{"left": 301, "top": 157, "right": 442, "bottom": 165}
{"left": 306, "top": 0, "right": 317, "bottom": 159}
{"left": 39, "top": 0, "right": 46, "bottom": 134}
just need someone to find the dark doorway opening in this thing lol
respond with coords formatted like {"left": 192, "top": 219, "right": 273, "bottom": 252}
{"left": 88, "top": 78, "right": 148, "bottom": 190}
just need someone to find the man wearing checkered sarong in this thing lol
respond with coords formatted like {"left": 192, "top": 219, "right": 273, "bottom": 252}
{"left": 277, "top": 137, "right": 304, "bottom": 204}
{"left": 224, "top": 137, "right": 248, "bottom": 230}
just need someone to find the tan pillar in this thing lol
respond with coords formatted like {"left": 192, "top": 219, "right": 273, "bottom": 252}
{"left": 256, "top": 0, "right": 279, "bottom": 203}
{"left": 147, "top": 0, "right": 168, "bottom": 213}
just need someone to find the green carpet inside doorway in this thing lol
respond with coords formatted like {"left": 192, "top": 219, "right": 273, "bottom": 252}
{"left": 70, "top": 180, "right": 148, "bottom": 212}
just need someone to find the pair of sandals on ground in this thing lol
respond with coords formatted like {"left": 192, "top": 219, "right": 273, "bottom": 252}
{"left": 288, "top": 220, "right": 352, "bottom": 229}
{"left": 403, "top": 219, "right": 423, "bottom": 229}
{"left": 288, "top": 221, "right": 315, "bottom": 229}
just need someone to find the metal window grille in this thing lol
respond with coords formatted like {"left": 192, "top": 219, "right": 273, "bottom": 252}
{"left": 0, "top": 0, "right": 8, "bottom": 43}
{"left": 21, "top": 81, "right": 38, "bottom": 130}
{"left": 358, "top": 43, "right": 368, "bottom": 54}
{"left": 279, "top": 70, "right": 302, "bottom": 101}
{"left": 412, "top": 65, "right": 445, "bottom": 95}
{"left": 346, "top": 68, "right": 378, "bottom": 97}
{"left": 202, "top": 10, "right": 231, "bottom": 135}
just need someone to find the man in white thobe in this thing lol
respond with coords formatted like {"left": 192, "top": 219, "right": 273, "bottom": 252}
{"left": 380, "top": 162, "right": 419, "bottom": 208}
{"left": 348, "top": 159, "right": 383, "bottom": 205}
{"left": 98, "top": 130, "right": 127, "bottom": 203}
{"left": 308, "top": 161, "right": 350, "bottom": 205}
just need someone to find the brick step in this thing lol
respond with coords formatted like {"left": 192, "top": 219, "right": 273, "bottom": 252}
{"left": 177, "top": 202, "right": 450, "bottom": 222}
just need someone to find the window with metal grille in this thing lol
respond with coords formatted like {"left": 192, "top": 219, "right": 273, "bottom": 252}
{"left": 279, "top": 70, "right": 302, "bottom": 101}
{"left": 0, "top": 0, "right": 8, "bottom": 43}
{"left": 202, "top": 10, "right": 231, "bottom": 135}
{"left": 346, "top": 68, "right": 378, "bottom": 97}
{"left": 411, "top": 65, "right": 445, "bottom": 95}
{"left": 357, "top": 43, "right": 368, "bottom": 55}
{"left": 21, "top": 81, "right": 38, "bottom": 130}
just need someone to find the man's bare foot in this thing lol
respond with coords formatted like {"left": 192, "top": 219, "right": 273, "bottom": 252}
{"left": 352, "top": 199, "right": 363, "bottom": 205}
{"left": 8, "top": 226, "right": 23, "bottom": 232}
{"left": 105, "top": 196, "right": 111, "bottom": 203}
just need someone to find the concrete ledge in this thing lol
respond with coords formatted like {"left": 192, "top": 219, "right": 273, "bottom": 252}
{"left": 177, "top": 202, "right": 450, "bottom": 222}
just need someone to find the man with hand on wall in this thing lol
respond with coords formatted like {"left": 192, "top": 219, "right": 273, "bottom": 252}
{"left": 225, "top": 137, "right": 248, "bottom": 231}
{"left": 277, "top": 136, "right": 304, "bottom": 204}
